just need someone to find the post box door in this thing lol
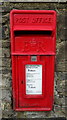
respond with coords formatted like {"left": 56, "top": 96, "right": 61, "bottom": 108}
{"left": 13, "top": 55, "right": 55, "bottom": 110}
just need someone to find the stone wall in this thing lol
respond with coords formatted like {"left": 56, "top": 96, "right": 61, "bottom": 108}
{"left": 0, "top": 2, "right": 67, "bottom": 119}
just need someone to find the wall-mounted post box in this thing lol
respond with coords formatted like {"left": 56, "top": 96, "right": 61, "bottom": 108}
{"left": 10, "top": 10, "right": 56, "bottom": 111}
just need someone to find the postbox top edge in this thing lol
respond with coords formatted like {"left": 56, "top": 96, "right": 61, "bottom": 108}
{"left": 10, "top": 9, "right": 56, "bottom": 15}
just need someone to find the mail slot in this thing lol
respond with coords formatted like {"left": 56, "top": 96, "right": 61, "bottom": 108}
{"left": 10, "top": 10, "right": 56, "bottom": 111}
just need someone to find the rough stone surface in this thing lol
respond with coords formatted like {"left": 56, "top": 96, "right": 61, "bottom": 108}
{"left": 1, "top": 2, "right": 67, "bottom": 119}
{"left": 1, "top": 0, "right": 67, "bottom": 2}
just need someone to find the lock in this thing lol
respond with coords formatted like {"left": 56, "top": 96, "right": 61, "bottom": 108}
{"left": 31, "top": 56, "right": 37, "bottom": 61}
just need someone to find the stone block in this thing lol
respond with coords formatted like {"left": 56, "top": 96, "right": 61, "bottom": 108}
{"left": 2, "top": 110, "right": 17, "bottom": 118}
{"left": 2, "top": 48, "right": 10, "bottom": 58}
{"left": 54, "top": 105, "right": 66, "bottom": 117}
{"left": 2, "top": 58, "right": 11, "bottom": 67}
{"left": 2, "top": 40, "right": 10, "bottom": 48}
{"left": 2, "top": 24, "right": 10, "bottom": 40}
{"left": 2, "top": 13, "right": 9, "bottom": 24}
{"left": 2, "top": 73, "right": 11, "bottom": 88}
{"left": 2, "top": 3, "right": 66, "bottom": 13}
{"left": 56, "top": 41, "right": 67, "bottom": 72}
{"left": 1, "top": 89, "right": 12, "bottom": 102}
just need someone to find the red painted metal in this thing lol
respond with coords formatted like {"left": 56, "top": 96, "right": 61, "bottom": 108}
{"left": 10, "top": 10, "right": 56, "bottom": 111}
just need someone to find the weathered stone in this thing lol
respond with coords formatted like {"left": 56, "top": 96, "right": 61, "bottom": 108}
{"left": 0, "top": 88, "right": 2, "bottom": 100}
{"left": 2, "top": 72, "right": 11, "bottom": 78}
{"left": 16, "top": 112, "right": 25, "bottom": 118}
{"left": 2, "top": 74, "right": 11, "bottom": 88}
{"left": 2, "top": 69, "right": 11, "bottom": 74}
{"left": 2, "top": 40, "right": 10, "bottom": 48}
{"left": 56, "top": 41, "right": 67, "bottom": 72}
{"left": 1, "top": 101, "right": 11, "bottom": 110}
{"left": 0, "top": 58, "right": 2, "bottom": 67}
{"left": 23, "top": 111, "right": 55, "bottom": 118}
{"left": 0, "top": 73, "right": 2, "bottom": 86}
{"left": 0, "top": 40, "right": 2, "bottom": 48}
{"left": 54, "top": 72, "right": 66, "bottom": 107}
{"left": 2, "top": 24, "right": 9, "bottom": 39}
{"left": 2, "top": 48, "right": 10, "bottom": 58}
{"left": 2, "top": 13, "right": 9, "bottom": 24}
{"left": 1, "top": 3, "right": 66, "bottom": 13}
{"left": 2, "top": 89, "right": 12, "bottom": 102}
{"left": 54, "top": 105, "right": 65, "bottom": 117}
{"left": 2, "top": 110, "right": 17, "bottom": 118}
{"left": 2, "top": 58, "right": 11, "bottom": 67}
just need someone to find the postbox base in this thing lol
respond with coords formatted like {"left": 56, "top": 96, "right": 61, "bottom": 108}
{"left": 14, "top": 107, "right": 52, "bottom": 111}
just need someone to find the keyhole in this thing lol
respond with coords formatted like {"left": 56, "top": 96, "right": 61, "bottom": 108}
{"left": 21, "top": 81, "right": 23, "bottom": 84}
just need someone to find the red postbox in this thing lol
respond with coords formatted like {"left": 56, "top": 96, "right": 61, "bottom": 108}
{"left": 10, "top": 10, "right": 56, "bottom": 111}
